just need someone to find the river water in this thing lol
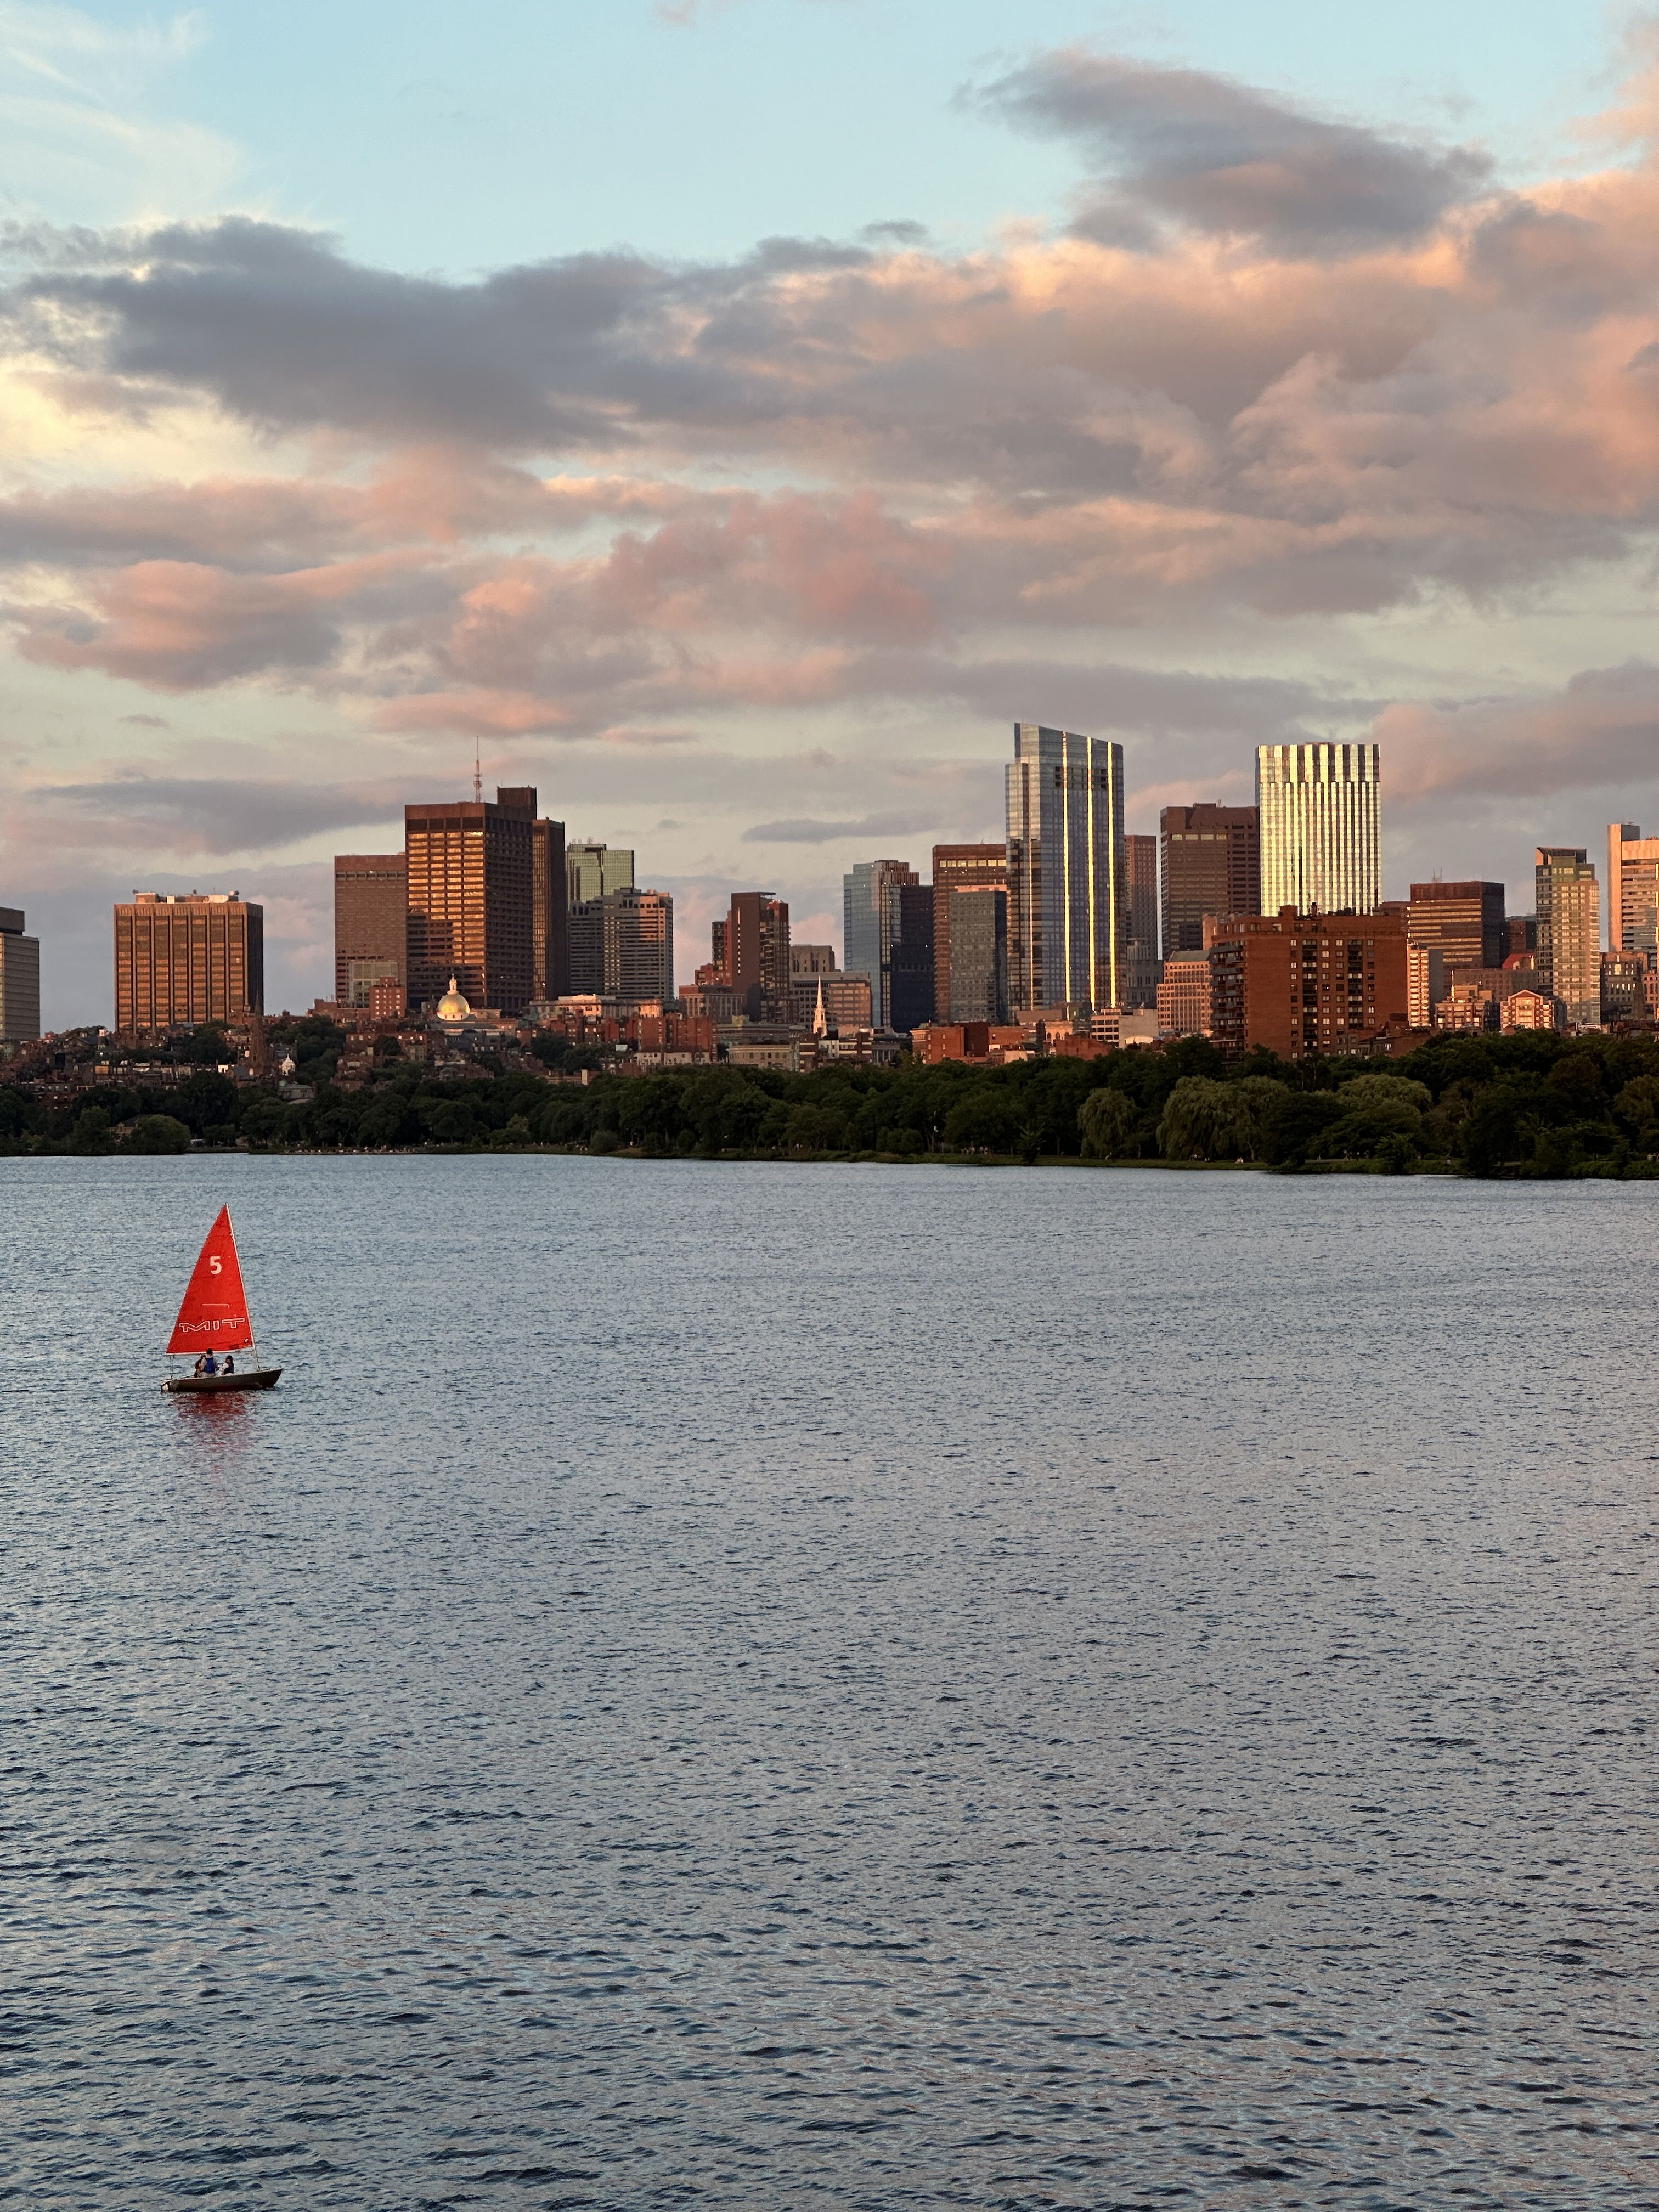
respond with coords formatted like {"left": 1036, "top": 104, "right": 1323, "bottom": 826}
{"left": 2, "top": 1157, "right": 1655, "bottom": 2209}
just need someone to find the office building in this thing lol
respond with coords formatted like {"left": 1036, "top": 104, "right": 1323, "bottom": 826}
{"left": 333, "top": 853, "right": 406, "bottom": 1006}
{"left": 931, "top": 844, "right": 1006, "bottom": 1022}
{"left": 566, "top": 842, "right": 634, "bottom": 906}
{"left": 785, "top": 970, "right": 873, "bottom": 1031}
{"left": 844, "top": 859, "right": 919, "bottom": 1031}
{"left": 1503, "top": 988, "right": 1560, "bottom": 1034}
{"left": 1161, "top": 804, "right": 1260, "bottom": 955}
{"left": 405, "top": 788, "right": 535, "bottom": 1015}
{"left": 1256, "top": 743, "right": 1381, "bottom": 915}
{"left": 0, "top": 906, "right": 41, "bottom": 1042}
{"left": 114, "top": 892, "right": 263, "bottom": 1032}
{"left": 889, "top": 883, "right": 935, "bottom": 1033}
{"left": 528, "top": 811, "right": 568, "bottom": 1004}
{"left": 1601, "top": 950, "right": 1649, "bottom": 1025}
{"left": 1407, "top": 944, "right": 1448, "bottom": 1029}
{"left": 1535, "top": 848, "right": 1600, "bottom": 1029}
{"left": 1156, "top": 955, "right": 1212, "bottom": 1039}
{"left": 944, "top": 885, "right": 1008, "bottom": 1023}
{"left": 1209, "top": 906, "right": 1408, "bottom": 1058}
{"left": 1505, "top": 915, "right": 1537, "bottom": 960}
{"left": 1607, "top": 823, "right": 1659, "bottom": 958}
{"left": 712, "top": 893, "right": 791, "bottom": 1018}
{"left": 1407, "top": 881, "right": 1505, "bottom": 971}
{"left": 1005, "top": 723, "right": 1126, "bottom": 1013}
{"left": 791, "top": 943, "right": 837, "bottom": 979}
{"left": 567, "top": 889, "right": 674, "bottom": 1006}
{"left": 1125, "top": 832, "right": 1160, "bottom": 1008}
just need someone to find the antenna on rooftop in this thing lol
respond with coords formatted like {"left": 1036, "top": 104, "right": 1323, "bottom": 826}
{"left": 473, "top": 740, "right": 482, "bottom": 804}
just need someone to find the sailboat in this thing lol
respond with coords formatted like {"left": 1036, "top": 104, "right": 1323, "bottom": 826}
{"left": 160, "top": 1206, "right": 283, "bottom": 1393}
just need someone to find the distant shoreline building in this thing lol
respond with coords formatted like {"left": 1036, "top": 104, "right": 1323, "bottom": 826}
{"left": 1210, "top": 906, "right": 1408, "bottom": 1058}
{"left": 1005, "top": 723, "right": 1126, "bottom": 1014}
{"left": 1256, "top": 743, "right": 1380, "bottom": 917}
{"left": 1160, "top": 804, "right": 1261, "bottom": 953}
{"left": 333, "top": 853, "right": 406, "bottom": 1007}
{"left": 931, "top": 844, "right": 1005, "bottom": 1024}
{"left": 1607, "top": 822, "right": 1659, "bottom": 960}
{"left": 114, "top": 891, "right": 263, "bottom": 1032}
{"left": 844, "top": 859, "right": 919, "bottom": 1032}
{"left": 405, "top": 788, "right": 535, "bottom": 1016}
{"left": 0, "top": 906, "right": 41, "bottom": 1043}
{"left": 1536, "top": 848, "right": 1600, "bottom": 1030}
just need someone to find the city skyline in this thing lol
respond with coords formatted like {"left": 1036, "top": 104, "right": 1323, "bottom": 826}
{"left": 7, "top": 13, "right": 1659, "bottom": 1025}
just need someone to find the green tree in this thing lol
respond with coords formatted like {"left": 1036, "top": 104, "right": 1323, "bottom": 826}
{"left": 1078, "top": 1087, "right": 1139, "bottom": 1159}
{"left": 123, "top": 1114, "right": 191, "bottom": 1154}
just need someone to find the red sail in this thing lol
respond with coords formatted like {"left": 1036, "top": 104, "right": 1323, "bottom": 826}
{"left": 167, "top": 1206, "right": 255, "bottom": 1353}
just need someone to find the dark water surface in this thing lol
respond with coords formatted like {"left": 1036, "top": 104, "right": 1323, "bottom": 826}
{"left": 3, "top": 1157, "right": 1656, "bottom": 2209}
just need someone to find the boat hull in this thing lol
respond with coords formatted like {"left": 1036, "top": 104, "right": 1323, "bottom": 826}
{"left": 162, "top": 1368, "right": 283, "bottom": 1394}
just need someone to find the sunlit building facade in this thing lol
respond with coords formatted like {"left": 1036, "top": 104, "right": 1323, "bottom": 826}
{"left": 0, "top": 906, "right": 41, "bottom": 1043}
{"left": 405, "top": 789, "right": 535, "bottom": 1015}
{"left": 1536, "top": 847, "right": 1600, "bottom": 1029}
{"left": 1256, "top": 743, "right": 1381, "bottom": 916}
{"left": 114, "top": 892, "right": 263, "bottom": 1032}
{"left": 1607, "top": 823, "right": 1659, "bottom": 961}
{"left": 1005, "top": 723, "right": 1126, "bottom": 1013}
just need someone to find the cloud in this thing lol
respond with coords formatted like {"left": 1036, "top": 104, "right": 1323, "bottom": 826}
{"left": 743, "top": 810, "right": 940, "bottom": 843}
{"left": 16, "top": 771, "right": 405, "bottom": 856}
{"left": 973, "top": 49, "right": 1493, "bottom": 257}
{"left": 1380, "top": 661, "right": 1659, "bottom": 807}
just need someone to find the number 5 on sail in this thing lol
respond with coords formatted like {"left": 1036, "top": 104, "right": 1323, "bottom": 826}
{"left": 161, "top": 1207, "right": 283, "bottom": 1394}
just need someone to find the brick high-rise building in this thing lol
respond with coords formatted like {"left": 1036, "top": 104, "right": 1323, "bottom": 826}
{"left": 1607, "top": 822, "right": 1659, "bottom": 958}
{"left": 713, "top": 892, "right": 791, "bottom": 1018}
{"left": 1256, "top": 744, "right": 1380, "bottom": 916}
{"left": 1536, "top": 848, "right": 1600, "bottom": 1029}
{"left": 1406, "top": 879, "right": 1505, "bottom": 972}
{"left": 1005, "top": 723, "right": 1125, "bottom": 1014}
{"left": 333, "top": 853, "right": 405, "bottom": 1006}
{"left": 405, "top": 788, "right": 535, "bottom": 1014}
{"left": 1160, "top": 804, "right": 1261, "bottom": 954}
{"left": 114, "top": 892, "right": 263, "bottom": 1032}
{"left": 1209, "top": 906, "right": 1408, "bottom": 1058}
{"left": 931, "top": 843, "right": 1005, "bottom": 1022}
{"left": 0, "top": 906, "right": 41, "bottom": 1042}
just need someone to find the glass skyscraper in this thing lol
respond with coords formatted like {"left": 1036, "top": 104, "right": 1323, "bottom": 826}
{"left": 1005, "top": 723, "right": 1126, "bottom": 1013}
{"left": 843, "top": 859, "right": 919, "bottom": 1030}
{"left": 1256, "top": 742, "right": 1381, "bottom": 915}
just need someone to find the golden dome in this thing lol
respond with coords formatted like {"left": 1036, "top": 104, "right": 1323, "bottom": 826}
{"left": 435, "top": 975, "right": 473, "bottom": 1024}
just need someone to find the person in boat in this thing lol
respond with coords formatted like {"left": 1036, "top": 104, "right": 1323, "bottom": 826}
{"left": 193, "top": 1354, "right": 207, "bottom": 1377}
{"left": 223, "top": 1355, "right": 235, "bottom": 1375}
{"left": 202, "top": 1351, "right": 218, "bottom": 1376}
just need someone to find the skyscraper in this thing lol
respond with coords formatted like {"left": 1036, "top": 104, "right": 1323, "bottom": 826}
{"left": 405, "top": 788, "right": 534, "bottom": 1014}
{"left": 1209, "top": 907, "right": 1408, "bottom": 1058}
{"left": 1406, "top": 880, "right": 1506, "bottom": 970}
{"left": 1536, "top": 848, "right": 1600, "bottom": 1028}
{"left": 931, "top": 843, "right": 1005, "bottom": 1022}
{"left": 1160, "top": 804, "right": 1261, "bottom": 951}
{"left": 1124, "top": 832, "right": 1160, "bottom": 1008}
{"left": 0, "top": 906, "right": 41, "bottom": 1043}
{"left": 888, "top": 883, "right": 935, "bottom": 1034}
{"left": 945, "top": 885, "right": 1008, "bottom": 1022}
{"left": 843, "top": 859, "right": 919, "bottom": 1030}
{"left": 566, "top": 842, "right": 634, "bottom": 905}
{"left": 1005, "top": 723, "right": 1125, "bottom": 1013}
{"left": 114, "top": 893, "right": 263, "bottom": 1031}
{"left": 333, "top": 853, "right": 406, "bottom": 1006}
{"left": 1256, "top": 743, "right": 1380, "bottom": 915}
{"left": 714, "top": 892, "right": 791, "bottom": 1018}
{"left": 1607, "top": 822, "right": 1659, "bottom": 959}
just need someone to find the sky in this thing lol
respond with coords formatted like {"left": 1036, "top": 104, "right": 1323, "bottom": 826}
{"left": 3, "top": 0, "right": 1659, "bottom": 1024}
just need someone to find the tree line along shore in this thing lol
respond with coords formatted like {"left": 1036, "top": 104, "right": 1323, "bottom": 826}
{"left": 5, "top": 1019, "right": 1659, "bottom": 1177}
